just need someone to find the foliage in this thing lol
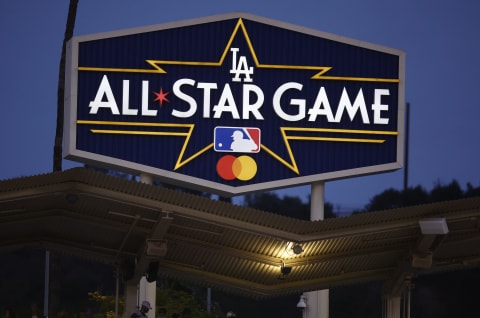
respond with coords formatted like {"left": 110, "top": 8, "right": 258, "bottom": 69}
{"left": 363, "top": 179, "right": 480, "bottom": 212}
{"left": 88, "top": 291, "right": 123, "bottom": 318}
{"left": 87, "top": 282, "right": 217, "bottom": 318}
{"left": 363, "top": 185, "right": 429, "bottom": 212}
{"left": 430, "top": 179, "right": 463, "bottom": 202}
{"left": 465, "top": 182, "right": 480, "bottom": 197}
{"left": 156, "top": 285, "right": 217, "bottom": 318}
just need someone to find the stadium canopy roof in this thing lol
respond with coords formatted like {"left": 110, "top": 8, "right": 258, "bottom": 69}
{"left": 1, "top": 168, "right": 479, "bottom": 298}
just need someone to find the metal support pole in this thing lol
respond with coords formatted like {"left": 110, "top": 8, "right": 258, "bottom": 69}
{"left": 403, "top": 102, "right": 410, "bottom": 193}
{"left": 307, "top": 181, "right": 329, "bottom": 318}
{"left": 139, "top": 173, "right": 156, "bottom": 318}
{"left": 123, "top": 283, "right": 138, "bottom": 318}
{"left": 115, "top": 265, "right": 120, "bottom": 318}
{"left": 385, "top": 296, "right": 401, "bottom": 318}
{"left": 44, "top": 250, "right": 50, "bottom": 318}
{"left": 406, "top": 281, "right": 411, "bottom": 318}
{"left": 207, "top": 287, "right": 212, "bottom": 312}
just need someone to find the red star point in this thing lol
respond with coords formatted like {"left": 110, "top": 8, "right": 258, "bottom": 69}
{"left": 153, "top": 87, "right": 170, "bottom": 107}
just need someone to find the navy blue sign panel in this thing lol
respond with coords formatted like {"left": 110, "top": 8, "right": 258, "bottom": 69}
{"left": 65, "top": 12, "right": 405, "bottom": 196}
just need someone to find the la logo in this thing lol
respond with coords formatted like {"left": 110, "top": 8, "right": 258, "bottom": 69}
{"left": 229, "top": 48, "right": 254, "bottom": 83}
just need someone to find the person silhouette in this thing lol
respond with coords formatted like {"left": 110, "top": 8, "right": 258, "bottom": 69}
{"left": 130, "top": 301, "right": 152, "bottom": 318}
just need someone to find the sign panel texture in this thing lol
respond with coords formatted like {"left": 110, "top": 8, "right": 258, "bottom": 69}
{"left": 65, "top": 13, "right": 405, "bottom": 196}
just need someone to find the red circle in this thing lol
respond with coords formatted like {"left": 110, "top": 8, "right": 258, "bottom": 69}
{"left": 216, "top": 155, "right": 237, "bottom": 180}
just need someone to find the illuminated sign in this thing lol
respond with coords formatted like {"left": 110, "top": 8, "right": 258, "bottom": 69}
{"left": 65, "top": 13, "right": 405, "bottom": 196}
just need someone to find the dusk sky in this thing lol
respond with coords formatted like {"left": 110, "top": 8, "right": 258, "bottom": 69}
{"left": 1, "top": 0, "right": 479, "bottom": 213}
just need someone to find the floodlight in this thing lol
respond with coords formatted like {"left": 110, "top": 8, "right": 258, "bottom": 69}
{"left": 297, "top": 295, "right": 307, "bottom": 309}
{"left": 419, "top": 218, "right": 448, "bottom": 235}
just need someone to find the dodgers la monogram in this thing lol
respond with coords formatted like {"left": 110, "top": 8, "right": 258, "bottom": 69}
{"left": 230, "top": 48, "right": 254, "bottom": 82}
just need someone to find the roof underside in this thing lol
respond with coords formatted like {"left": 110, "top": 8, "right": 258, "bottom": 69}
{"left": 1, "top": 168, "right": 479, "bottom": 298}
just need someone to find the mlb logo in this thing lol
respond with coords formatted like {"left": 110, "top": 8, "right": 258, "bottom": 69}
{"left": 214, "top": 127, "right": 261, "bottom": 153}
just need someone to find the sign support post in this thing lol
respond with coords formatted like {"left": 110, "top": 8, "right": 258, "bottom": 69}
{"left": 139, "top": 173, "right": 156, "bottom": 318}
{"left": 306, "top": 181, "right": 329, "bottom": 318}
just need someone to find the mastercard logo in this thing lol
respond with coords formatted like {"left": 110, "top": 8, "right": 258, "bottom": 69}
{"left": 216, "top": 155, "right": 257, "bottom": 181}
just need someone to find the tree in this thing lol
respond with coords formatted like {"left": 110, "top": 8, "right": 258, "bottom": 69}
{"left": 465, "top": 182, "right": 480, "bottom": 197}
{"left": 364, "top": 185, "right": 429, "bottom": 212}
{"left": 364, "top": 179, "right": 478, "bottom": 213}
{"left": 429, "top": 179, "right": 463, "bottom": 202}
{"left": 365, "top": 188, "right": 403, "bottom": 211}
{"left": 403, "top": 185, "right": 430, "bottom": 206}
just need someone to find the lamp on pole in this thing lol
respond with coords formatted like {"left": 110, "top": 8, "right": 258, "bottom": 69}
{"left": 297, "top": 294, "right": 307, "bottom": 318}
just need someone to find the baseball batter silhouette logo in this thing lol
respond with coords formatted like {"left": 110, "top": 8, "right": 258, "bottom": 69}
{"left": 214, "top": 127, "right": 261, "bottom": 153}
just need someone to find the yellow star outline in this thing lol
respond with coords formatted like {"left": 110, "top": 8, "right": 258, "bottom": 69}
{"left": 262, "top": 127, "right": 398, "bottom": 174}
{"left": 76, "top": 120, "right": 212, "bottom": 171}
{"left": 77, "top": 18, "right": 401, "bottom": 174}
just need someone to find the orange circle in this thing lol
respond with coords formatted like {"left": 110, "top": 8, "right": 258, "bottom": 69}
{"left": 232, "top": 156, "right": 257, "bottom": 181}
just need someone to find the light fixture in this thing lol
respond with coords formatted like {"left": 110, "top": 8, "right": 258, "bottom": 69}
{"left": 281, "top": 265, "right": 292, "bottom": 275}
{"left": 292, "top": 244, "right": 303, "bottom": 254}
{"left": 419, "top": 218, "right": 449, "bottom": 235}
{"left": 283, "top": 242, "right": 304, "bottom": 258}
{"left": 297, "top": 294, "right": 307, "bottom": 309}
{"left": 278, "top": 261, "right": 292, "bottom": 279}
{"left": 281, "top": 260, "right": 292, "bottom": 275}
{"left": 412, "top": 218, "right": 449, "bottom": 269}
{"left": 146, "top": 239, "right": 167, "bottom": 258}
{"left": 145, "top": 260, "right": 159, "bottom": 282}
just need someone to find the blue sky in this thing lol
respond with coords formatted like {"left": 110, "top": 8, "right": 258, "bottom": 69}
{"left": 1, "top": 0, "right": 479, "bottom": 213}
